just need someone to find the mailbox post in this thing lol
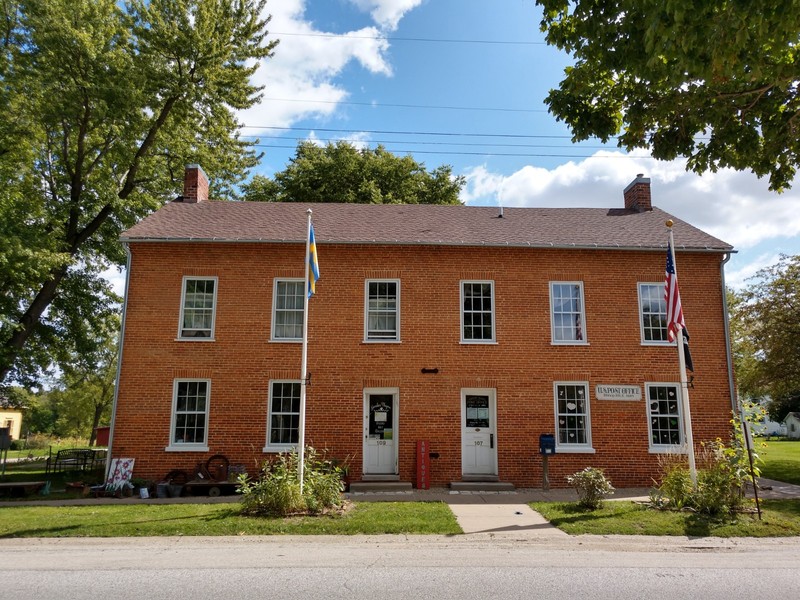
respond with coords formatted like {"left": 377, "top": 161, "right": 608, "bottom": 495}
{"left": 539, "top": 434, "right": 556, "bottom": 491}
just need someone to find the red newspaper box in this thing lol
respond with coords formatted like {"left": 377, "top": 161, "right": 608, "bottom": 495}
{"left": 416, "top": 440, "right": 430, "bottom": 489}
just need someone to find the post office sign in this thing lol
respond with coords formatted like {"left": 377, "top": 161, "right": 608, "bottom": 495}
{"left": 595, "top": 385, "right": 642, "bottom": 401}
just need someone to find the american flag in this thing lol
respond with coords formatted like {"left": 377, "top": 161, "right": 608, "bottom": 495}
{"left": 664, "top": 241, "right": 685, "bottom": 342}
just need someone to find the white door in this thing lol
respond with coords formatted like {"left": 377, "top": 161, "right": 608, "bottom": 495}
{"left": 461, "top": 389, "right": 497, "bottom": 476}
{"left": 363, "top": 389, "right": 398, "bottom": 475}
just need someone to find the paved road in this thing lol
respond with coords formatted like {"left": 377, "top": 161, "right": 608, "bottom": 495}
{"left": 2, "top": 535, "right": 798, "bottom": 600}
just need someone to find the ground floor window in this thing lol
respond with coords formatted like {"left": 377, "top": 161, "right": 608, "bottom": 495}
{"left": 267, "top": 381, "right": 301, "bottom": 449}
{"left": 554, "top": 382, "right": 592, "bottom": 451}
{"left": 169, "top": 379, "right": 210, "bottom": 450}
{"left": 646, "top": 383, "right": 683, "bottom": 450}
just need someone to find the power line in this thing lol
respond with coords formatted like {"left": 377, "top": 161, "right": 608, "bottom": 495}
{"left": 261, "top": 97, "right": 547, "bottom": 113}
{"left": 242, "top": 125, "right": 581, "bottom": 140}
{"left": 241, "top": 133, "right": 615, "bottom": 150}
{"left": 252, "top": 143, "right": 630, "bottom": 159}
{"left": 271, "top": 31, "right": 544, "bottom": 46}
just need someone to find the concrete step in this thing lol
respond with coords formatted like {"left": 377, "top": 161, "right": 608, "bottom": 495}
{"left": 349, "top": 481, "right": 413, "bottom": 493}
{"left": 449, "top": 481, "right": 516, "bottom": 492}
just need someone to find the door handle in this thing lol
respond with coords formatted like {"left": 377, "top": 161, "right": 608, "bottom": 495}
{"left": 490, "top": 434, "right": 494, "bottom": 449}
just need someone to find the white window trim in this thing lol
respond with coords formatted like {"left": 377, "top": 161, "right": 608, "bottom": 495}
{"left": 553, "top": 381, "right": 595, "bottom": 453}
{"left": 177, "top": 276, "right": 218, "bottom": 341}
{"left": 645, "top": 382, "right": 687, "bottom": 454}
{"left": 363, "top": 279, "right": 401, "bottom": 343}
{"left": 166, "top": 378, "right": 210, "bottom": 452}
{"left": 271, "top": 278, "right": 304, "bottom": 343}
{"left": 549, "top": 281, "right": 589, "bottom": 345}
{"left": 637, "top": 282, "right": 673, "bottom": 346}
{"left": 264, "top": 379, "right": 302, "bottom": 452}
{"left": 460, "top": 280, "right": 497, "bottom": 344}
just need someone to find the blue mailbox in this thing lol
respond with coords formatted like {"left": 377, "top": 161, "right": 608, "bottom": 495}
{"left": 539, "top": 433, "right": 556, "bottom": 455}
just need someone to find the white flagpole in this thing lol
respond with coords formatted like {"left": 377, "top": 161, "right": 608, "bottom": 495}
{"left": 667, "top": 222, "right": 697, "bottom": 485}
{"left": 298, "top": 209, "right": 312, "bottom": 494}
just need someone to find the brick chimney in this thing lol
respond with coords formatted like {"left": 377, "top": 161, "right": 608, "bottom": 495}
{"left": 623, "top": 174, "right": 652, "bottom": 212}
{"left": 182, "top": 164, "right": 208, "bottom": 203}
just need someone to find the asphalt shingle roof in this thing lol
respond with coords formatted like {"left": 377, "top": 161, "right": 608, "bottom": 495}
{"left": 121, "top": 201, "right": 732, "bottom": 252}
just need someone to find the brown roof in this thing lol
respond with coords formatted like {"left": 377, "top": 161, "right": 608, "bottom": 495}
{"left": 121, "top": 202, "right": 732, "bottom": 252}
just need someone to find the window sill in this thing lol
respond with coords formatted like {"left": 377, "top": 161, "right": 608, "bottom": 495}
{"left": 555, "top": 446, "right": 596, "bottom": 454}
{"left": 363, "top": 339, "right": 401, "bottom": 344}
{"left": 649, "top": 446, "right": 687, "bottom": 454}
{"left": 263, "top": 445, "right": 297, "bottom": 453}
{"left": 550, "top": 341, "right": 590, "bottom": 346}
{"left": 165, "top": 445, "right": 209, "bottom": 452}
{"left": 269, "top": 338, "right": 302, "bottom": 344}
{"left": 460, "top": 340, "right": 498, "bottom": 345}
{"left": 640, "top": 341, "right": 674, "bottom": 347}
{"left": 175, "top": 337, "right": 215, "bottom": 342}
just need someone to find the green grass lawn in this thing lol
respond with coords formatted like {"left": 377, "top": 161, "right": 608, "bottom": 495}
{"left": 0, "top": 501, "right": 462, "bottom": 538}
{"left": 759, "top": 439, "right": 800, "bottom": 485}
{"left": 532, "top": 499, "right": 800, "bottom": 537}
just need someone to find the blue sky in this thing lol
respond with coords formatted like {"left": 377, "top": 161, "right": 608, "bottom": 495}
{"left": 232, "top": 1, "right": 800, "bottom": 290}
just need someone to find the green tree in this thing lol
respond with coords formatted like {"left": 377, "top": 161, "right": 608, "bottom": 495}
{"left": 0, "top": 0, "right": 277, "bottom": 385}
{"left": 536, "top": 1, "right": 800, "bottom": 191}
{"left": 242, "top": 141, "right": 465, "bottom": 204}
{"left": 735, "top": 255, "right": 800, "bottom": 421}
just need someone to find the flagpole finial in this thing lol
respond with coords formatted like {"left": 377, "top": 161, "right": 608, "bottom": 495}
{"left": 666, "top": 219, "right": 674, "bottom": 228}
{"left": 307, "top": 208, "right": 312, "bottom": 216}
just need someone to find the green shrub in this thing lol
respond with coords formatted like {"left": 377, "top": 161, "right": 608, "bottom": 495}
{"left": 567, "top": 467, "right": 615, "bottom": 509}
{"left": 652, "top": 416, "right": 760, "bottom": 516}
{"left": 238, "top": 447, "right": 345, "bottom": 517}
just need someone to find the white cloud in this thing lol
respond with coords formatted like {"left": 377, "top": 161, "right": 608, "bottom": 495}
{"left": 725, "top": 252, "right": 784, "bottom": 290}
{"left": 348, "top": 0, "right": 425, "bottom": 30}
{"left": 240, "top": 0, "right": 402, "bottom": 131}
{"left": 461, "top": 149, "right": 800, "bottom": 252}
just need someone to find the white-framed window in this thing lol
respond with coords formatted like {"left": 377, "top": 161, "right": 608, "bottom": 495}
{"left": 167, "top": 379, "right": 210, "bottom": 451}
{"left": 461, "top": 280, "right": 495, "bottom": 343}
{"left": 178, "top": 277, "right": 217, "bottom": 339}
{"left": 272, "top": 279, "right": 304, "bottom": 341}
{"left": 638, "top": 283, "right": 670, "bottom": 344}
{"left": 554, "top": 382, "right": 593, "bottom": 452}
{"left": 646, "top": 383, "right": 685, "bottom": 452}
{"left": 265, "top": 380, "right": 301, "bottom": 450}
{"left": 365, "top": 280, "right": 400, "bottom": 342}
{"left": 550, "top": 282, "right": 586, "bottom": 344}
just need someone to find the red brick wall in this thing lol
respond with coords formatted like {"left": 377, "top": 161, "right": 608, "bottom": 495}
{"left": 114, "top": 241, "right": 733, "bottom": 488}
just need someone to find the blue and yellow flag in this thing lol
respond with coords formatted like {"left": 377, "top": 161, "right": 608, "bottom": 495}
{"left": 308, "top": 223, "right": 320, "bottom": 297}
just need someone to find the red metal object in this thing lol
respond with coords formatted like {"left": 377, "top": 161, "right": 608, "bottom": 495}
{"left": 416, "top": 440, "right": 430, "bottom": 489}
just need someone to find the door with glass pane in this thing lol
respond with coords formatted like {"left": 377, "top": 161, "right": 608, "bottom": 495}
{"left": 461, "top": 389, "right": 497, "bottom": 476}
{"left": 363, "top": 389, "right": 398, "bottom": 475}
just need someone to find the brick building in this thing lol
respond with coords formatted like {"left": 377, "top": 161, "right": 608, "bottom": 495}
{"left": 110, "top": 167, "right": 736, "bottom": 489}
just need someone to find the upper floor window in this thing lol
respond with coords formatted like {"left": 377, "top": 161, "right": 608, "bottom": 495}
{"left": 365, "top": 280, "right": 400, "bottom": 341}
{"left": 272, "top": 279, "right": 304, "bottom": 341}
{"left": 554, "top": 382, "right": 593, "bottom": 451}
{"left": 646, "top": 383, "right": 684, "bottom": 451}
{"left": 178, "top": 277, "right": 217, "bottom": 339}
{"left": 169, "top": 379, "right": 210, "bottom": 451}
{"left": 550, "top": 282, "right": 586, "bottom": 344}
{"left": 461, "top": 281, "right": 495, "bottom": 343}
{"left": 266, "top": 380, "right": 301, "bottom": 450}
{"left": 639, "top": 283, "right": 669, "bottom": 343}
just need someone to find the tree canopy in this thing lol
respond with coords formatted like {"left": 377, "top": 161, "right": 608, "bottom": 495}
{"left": 536, "top": 0, "right": 800, "bottom": 191}
{"left": 0, "top": 0, "right": 277, "bottom": 384}
{"left": 242, "top": 141, "right": 465, "bottom": 204}
{"left": 732, "top": 255, "right": 800, "bottom": 422}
